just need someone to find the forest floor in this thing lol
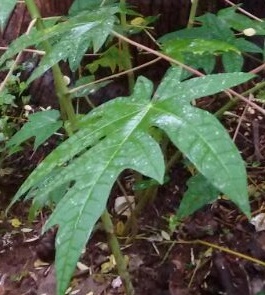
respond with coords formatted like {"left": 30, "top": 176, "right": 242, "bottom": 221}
{"left": 1, "top": 96, "right": 265, "bottom": 295}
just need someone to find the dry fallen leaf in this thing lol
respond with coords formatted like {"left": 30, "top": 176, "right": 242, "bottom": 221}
{"left": 34, "top": 259, "right": 50, "bottom": 268}
{"left": 111, "top": 276, "right": 122, "bottom": 288}
{"left": 77, "top": 262, "right": 89, "bottom": 271}
{"left": 251, "top": 213, "right": 265, "bottom": 232}
{"left": 114, "top": 196, "right": 135, "bottom": 217}
{"left": 21, "top": 227, "right": 33, "bottom": 233}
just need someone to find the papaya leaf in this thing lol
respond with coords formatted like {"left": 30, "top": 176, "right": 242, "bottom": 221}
{"left": 0, "top": 0, "right": 17, "bottom": 31}
{"left": 7, "top": 110, "right": 62, "bottom": 151}
{"left": 159, "top": 11, "right": 261, "bottom": 73}
{"left": 154, "top": 67, "right": 254, "bottom": 103}
{"left": 162, "top": 38, "right": 239, "bottom": 62}
{"left": 183, "top": 53, "right": 216, "bottom": 74}
{"left": 196, "top": 13, "right": 236, "bottom": 42}
{"left": 0, "top": 7, "right": 118, "bottom": 78}
{"left": 28, "top": 9, "right": 117, "bottom": 82}
{"left": 233, "top": 38, "right": 262, "bottom": 53}
{"left": 11, "top": 68, "right": 253, "bottom": 294}
{"left": 151, "top": 98, "right": 250, "bottom": 216}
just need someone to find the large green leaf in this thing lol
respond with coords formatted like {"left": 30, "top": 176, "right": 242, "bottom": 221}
{"left": 151, "top": 98, "right": 249, "bottom": 214}
{"left": 0, "top": 7, "right": 118, "bottom": 82}
{"left": 0, "top": 0, "right": 16, "bottom": 31}
{"left": 154, "top": 67, "right": 254, "bottom": 103}
{"left": 28, "top": 9, "right": 117, "bottom": 82}
{"left": 11, "top": 68, "right": 253, "bottom": 295}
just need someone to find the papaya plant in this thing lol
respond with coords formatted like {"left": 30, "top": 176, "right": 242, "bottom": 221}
{"left": 0, "top": 0, "right": 259, "bottom": 295}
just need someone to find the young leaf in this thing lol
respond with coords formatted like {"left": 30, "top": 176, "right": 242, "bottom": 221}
{"left": 7, "top": 110, "right": 62, "bottom": 151}
{"left": 10, "top": 69, "right": 253, "bottom": 294}
{"left": 0, "top": 0, "right": 17, "bottom": 31}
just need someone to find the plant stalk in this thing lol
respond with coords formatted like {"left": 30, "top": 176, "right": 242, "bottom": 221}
{"left": 101, "top": 209, "right": 135, "bottom": 295}
{"left": 188, "top": 0, "right": 199, "bottom": 28}
{"left": 119, "top": 0, "right": 135, "bottom": 93}
{"left": 24, "top": 0, "right": 77, "bottom": 130}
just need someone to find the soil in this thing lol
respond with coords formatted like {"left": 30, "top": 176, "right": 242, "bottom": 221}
{"left": 1, "top": 95, "right": 265, "bottom": 295}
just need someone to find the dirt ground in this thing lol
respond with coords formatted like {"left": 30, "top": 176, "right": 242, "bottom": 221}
{"left": 1, "top": 93, "right": 265, "bottom": 295}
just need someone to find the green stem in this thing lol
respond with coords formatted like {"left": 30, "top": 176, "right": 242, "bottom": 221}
{"left": 188, "top": 0, "right": 199, "bottom": 28}
{"left": 101, "top": 210, "right": 135, "bottom": 295}
{"left": 24, "top": 0, "right": 77, "bottom": 130}
{"left": 119, "top": 0, "right": 135, "bottom": 93}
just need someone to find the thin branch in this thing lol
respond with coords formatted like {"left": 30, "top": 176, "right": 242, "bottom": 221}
{"left": 0, "top": 46, "right": 45, "bottom": 55}
{"left": 224, "top": 0, "right": 263, "bottom": 22}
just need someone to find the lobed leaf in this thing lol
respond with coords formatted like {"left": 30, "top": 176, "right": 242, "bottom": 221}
{"left": 11, "top": 68, "right": 253, "bottom": 294}
{"left": 0, "top": 7, "right": 118, "bottom": 78}
{"left": 151, "top": 99, "right": 250, "bottom": 215}
{"left": 154, "top": 67, "right": 254, "bottom": 103}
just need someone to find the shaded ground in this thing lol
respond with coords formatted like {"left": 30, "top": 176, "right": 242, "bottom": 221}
{"left": 1, "top": 90, "right": 265, "bottom": 295}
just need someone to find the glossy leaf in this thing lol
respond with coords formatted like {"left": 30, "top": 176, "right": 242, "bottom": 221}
{"left": 11, "top": 69, "right": 253, "bottom": 295}
{"left": 162, "top": 38, "right": 239, "bottom": 62}
{"left": 154, "top": 67, "right": 254, "bottom": 103}
{"left": 0, "top": 7, "right": 118, "bottom": 82}
{"left": 28, "top": 9, "right": 117, "bottom": 82}
{"left": 151, "top": 98, "right": 250, "bottom": 215}
{"left": 184, "top": 53, "right": 216, "bottom": 74}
